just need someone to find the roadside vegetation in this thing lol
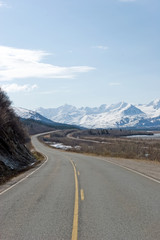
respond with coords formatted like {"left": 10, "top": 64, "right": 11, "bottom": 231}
{"left": 42, "top": 129, "right": 160, "bottom": 162}
{"left": 0, "top": 88, "right": 37, "bottom": 184}
{"left": 22, "top": 118, "right": 80, "bottom": 135}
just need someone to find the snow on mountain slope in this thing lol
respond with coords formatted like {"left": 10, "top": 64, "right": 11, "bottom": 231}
{"left": 14, "top": 100, "right": 160, "bottom": 129}
{"left": 77, "top": 104, "right": 145, "bottom": 128}
{"left": 13, "top": 107, "right": 54, "bottom": 125}
{"left": 36, "top": 102, "right": 149, "bottom": 128}
{"left": 148, "top": 99, "right": 160, "bottom": 109}
{"left": 137, "top": 99, "right": 160, "bottom": 118}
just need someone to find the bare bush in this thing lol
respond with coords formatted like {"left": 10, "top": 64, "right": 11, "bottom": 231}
{"left": 43, "top": 130, "right": 160, "bottom": 162}
{"left": 0, "top": 88, "right": 29, "bottom": 144}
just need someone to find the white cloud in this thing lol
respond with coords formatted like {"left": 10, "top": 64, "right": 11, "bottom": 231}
{"left": 0, "top": 1, "right": 8, "bottom": 7}
{"left": 0, "top": 46, "right": 94, "bottom": 81}
{"left": 109, "top": 82, "right": 121, "bottom": 86}
{"left": 1, "top": 83, "right": 38, "bottom": 93}
{"left": 93, "top": 46, "right": 109, "bottom": 50}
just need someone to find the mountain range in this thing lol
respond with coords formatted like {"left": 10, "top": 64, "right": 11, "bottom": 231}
{"left": 14, "top": 99, "right": 160, "bottom": 129}
{"left": 13, "top": 107, "right": 55, "bottom": 125}
{"left": 13, "top": 107, "right": 80, "bottom": 133}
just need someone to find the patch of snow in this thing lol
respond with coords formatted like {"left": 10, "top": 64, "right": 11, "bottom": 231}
{"left": 0, "top": 155, "right": 20, "bottom": 169}
{"left": 74, "top": 145, "right": 81, "bottom": 150}
{"left": 50, "top": 143, "right": 72, "bottom": 150}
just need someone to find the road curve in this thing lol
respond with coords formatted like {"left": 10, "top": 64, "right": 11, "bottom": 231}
{"left": 0, "top": 134, "right": 160, "bottom": 240}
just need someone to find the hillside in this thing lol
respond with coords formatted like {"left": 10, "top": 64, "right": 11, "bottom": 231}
{"left": 0, "top": 89, "right": 35, "bottom": 184}
{"left": 13, "top": 107, "right": 55, "bottom": 125}
{"left": 21, "top": 118, "right": 80, "bottom": 135}
{"left": 13, "top": 107, "right": 81, "bottom": 135}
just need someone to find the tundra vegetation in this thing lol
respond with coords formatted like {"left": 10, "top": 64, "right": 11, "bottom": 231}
{"left": 42, "top": 129, "right": 160, "bottom": 162}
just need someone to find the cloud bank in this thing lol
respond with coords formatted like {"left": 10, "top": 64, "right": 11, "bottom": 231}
{"left": 0, "top": 1, "right": 8, "bottom": 7}
{"left": 1, "top": 83, "right": 38, "bottom": 93}
{"left": 0, "top": 46, "right": 94, "bottom": 81}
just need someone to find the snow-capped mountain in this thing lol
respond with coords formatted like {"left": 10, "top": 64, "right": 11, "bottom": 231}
{"left": 147, "top": 99, "right": 160, "bottom": 110}
{"left": 13, "top": 107, "right": 55, "bottom": 125}
{"left": 36, "top": 101, "right": 160, "bottom": 129}
{"left": 14, "top": 100, "right": 160, "bottom": 129}
{"left": 137, "top": 99, "right": 160, "bottom": 118}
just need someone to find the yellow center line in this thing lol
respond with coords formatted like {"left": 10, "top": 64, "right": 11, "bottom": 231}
{"left": 80, "top": 189, "right": 84, "bottom": 201}
{"left": 78, "top": 171, "right": 80, "bottom": 176}
{"left": 69, "top": 160, "right": 79, "bottom": 240}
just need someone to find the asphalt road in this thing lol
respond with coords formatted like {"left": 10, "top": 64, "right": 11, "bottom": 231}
{"left": 0, "top": 134, "right": 160, "bottom": 240}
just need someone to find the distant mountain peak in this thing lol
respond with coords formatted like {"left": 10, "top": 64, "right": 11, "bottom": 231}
{"left": 16, "top": 99, "right": 160, "bottom": 129}
{"left": 148, "top": 99, "right": 160, "bottom": 109}
{"left": 13, "top": 107, "right": 54, "bottom": 125}
{"left": 122, "top": 104, "right": 144, "bottom": 116}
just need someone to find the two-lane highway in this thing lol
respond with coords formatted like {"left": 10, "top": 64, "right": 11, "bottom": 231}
{"left": 0, "top": 134, "right": 160, "bottom": 239}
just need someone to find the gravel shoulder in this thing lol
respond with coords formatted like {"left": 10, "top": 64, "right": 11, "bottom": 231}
{"left": 100, "top": 156, "right": 160, "bottom": 181}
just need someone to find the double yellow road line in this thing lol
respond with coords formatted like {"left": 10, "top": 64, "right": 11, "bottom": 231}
{"left": 70, "top": 160, "right": 85, "bottom": 240}
{"left": 70, "top": 160, "right": 79, "bottom": 240}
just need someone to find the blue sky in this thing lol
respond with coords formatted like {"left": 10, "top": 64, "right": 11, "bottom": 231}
{"left": 0, "top": 0, "right": 160, "bottom": 109}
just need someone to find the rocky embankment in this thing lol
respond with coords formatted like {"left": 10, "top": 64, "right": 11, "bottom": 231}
{"left": 0, "top": 89, "right": 35, "bottom": 184}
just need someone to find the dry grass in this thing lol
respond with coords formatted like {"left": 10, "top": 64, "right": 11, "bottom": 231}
{"left": 43, "top": 131, "right": 160, "bottom": 162}
{"left": 32, "top": 151, "right": 45, "bottom": 162}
